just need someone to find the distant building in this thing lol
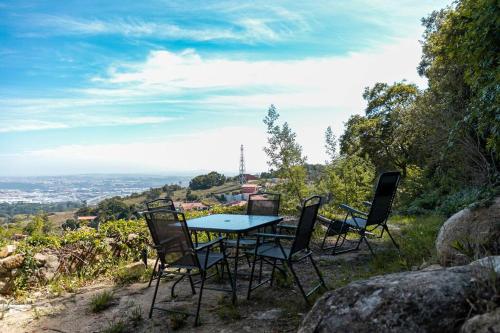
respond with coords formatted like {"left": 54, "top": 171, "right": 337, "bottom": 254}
{"left": 243, "top": 174, "right": 259, "bottom": 181}
{"left": 77, "top": 216, "right": 97, "bottom": 222}
{"left": 241, "top": 184, "right": 259, "bottom": 194}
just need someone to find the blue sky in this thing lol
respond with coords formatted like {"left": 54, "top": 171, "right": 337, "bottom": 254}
{"left": 0, "top": 0, "right": 451, "bottom": 176}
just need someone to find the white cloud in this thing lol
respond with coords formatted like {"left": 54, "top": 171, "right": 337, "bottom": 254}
{"left": 92, "top": 35, "right": 426, "bottom": 114}
{"left": 26, "top": 15, "right": 299, "bottom": 43}
{"left": 0, "top": 120, "right": 69, "bottom": 133}
{"left": 0, "top": 116, "right": 173, "bottom": 133}
{"left": 1, "top": 127, "right": 269, "bottom": 176}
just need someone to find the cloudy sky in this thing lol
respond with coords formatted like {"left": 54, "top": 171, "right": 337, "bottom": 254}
{"left": 0, "top": 0, "right": 450, "bottom": 176}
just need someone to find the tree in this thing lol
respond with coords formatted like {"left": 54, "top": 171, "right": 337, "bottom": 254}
{"left": 263, "top": 105, "right": 308, "bottom": 210}
{"left": 189, "top": 171, "right": 226, "bottom": 190}
{"left": 340, "top": 82, "right": 420, "bottom": 177}
{"left": 416, "top": 0, "right": 499, "bottom": 186}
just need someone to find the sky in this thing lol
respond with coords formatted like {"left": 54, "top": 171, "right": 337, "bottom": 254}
{"left": 0, "top": 0, "right": 451, "bottom": 177}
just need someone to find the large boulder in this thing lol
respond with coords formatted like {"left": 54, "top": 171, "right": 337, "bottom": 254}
{"left": 299, "top": 256, "right": 500, "bottom": 333}
{"left": 0, "top": 245, "right": 16, "bottom": 259}
{"left": 436, "top": 197, "right": 500, "bottom": 266}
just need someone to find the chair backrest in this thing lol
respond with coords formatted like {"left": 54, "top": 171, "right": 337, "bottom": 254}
{"left": 290, "top": 195, "right": 321, "bottom": 255}
{"left": 143, "top": 209, "right": 199, "bottom": 268}
{"left": 146, "top": 198, "right": 176, "bottom": 211}
{"left": 247, "top": 192, "right": 281, "bottom": 216}
{"left": 366, "top": 172, "right": 401, "bottom": 226}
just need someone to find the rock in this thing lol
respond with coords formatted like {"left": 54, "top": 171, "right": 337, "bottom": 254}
{"left": 0, "top": 254, "right": 24, "bottom": 270}
{"left": 34, "top": 253, "right": 47, "bottom": 266}
{"left": 299, "top": 256, "right": 500, "bottom": 333}
{"left": 252, "top": 308, "right": 283, "bottom": 320}
{"left": 124, "top": 261, "right": 145, "bottom": 276}
{"left": 436, "top": 197, "right": 500, "bottom": 266}
{"left": 37, "top": 254, "right": 59, "bottom": 282}
{"left": 127, "top": 233, "right": 139, "bottom": 242}
{"left": 0, "top": 245, "right": 16, "bottom": 259}
{"left": 460, "top": 308, "right": 500, "bottom": 333}
{"left": 11, "top": 234, "right": 27, "bottom": 241}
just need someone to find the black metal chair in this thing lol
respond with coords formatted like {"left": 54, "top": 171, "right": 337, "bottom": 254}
{"left": 143, "top": 209, "right": 234, "bottom": 326}
{"left": 246, "top": 195, "right": 326, "bottom": 305}
{"left": 144, "top": 198, "right": 177, "bottom": 287}
{"left": 320, "top": 171, "right": 401, "bottom": 256}
{"left": 224, "top": 192, "right": 281, "bottom": 264}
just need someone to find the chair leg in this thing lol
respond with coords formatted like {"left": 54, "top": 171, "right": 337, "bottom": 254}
{"left": 187, "top": 270, "right": 196, "bottom": 295}
{"left": 309, "top": 254, "right": 326, "bottom": 288}
{"left": 384, "top": 226, "right": 400, "bottom": 250}
{"left": 148, "top": 256, "right": 160, "bottom": 288}
{"left": 246, "top": 251, "right": 259, "bottom": 300}
{"left": 363, "top": 236, "right": 376, "bottom": 257}
{"left": 269, "top": 258, "right": 277, "bottom": 287}
{"left": 258, "top": 257, "right": 263, "bottom": 283}
{"left": 171, "top": 274, "right": 185, "bottom": 298}
{"left": 194, "top": 271, "right": 206, "bottom": 326}
{"left": 224, "top": 259, "right": 235, "bottom": 305}
{"left": 149, "top": 265, "right": 163, "bottom": 318}
{"left": 286, "top": 261, "right": 309, "bottom": 305}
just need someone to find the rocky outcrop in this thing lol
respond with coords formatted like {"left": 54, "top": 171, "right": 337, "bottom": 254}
{"left": 299, "top": 256, "right": 500, "bottom": 333}
{"left": 436, "top": 197, "right": 500, "bottom": 266}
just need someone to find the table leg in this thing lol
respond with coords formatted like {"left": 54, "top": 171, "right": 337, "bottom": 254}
{"left": 232, "top": 233, "right": 241, "bottom": 303}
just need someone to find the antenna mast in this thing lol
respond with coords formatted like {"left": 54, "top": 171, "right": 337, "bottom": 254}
{"left": 239, "top": 144, "right": 246, "bottom": 184}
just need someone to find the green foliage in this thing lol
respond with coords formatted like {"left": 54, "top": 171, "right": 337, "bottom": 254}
{"left": 189, "top": 171, "right": 226, "bottom": 190}
{"left": 97, "top": 197, "right": 133, "bottom": 222}
{"left": 0, "top": 201, "right": 82, "bottom": 219}
{"left": 62, "top": 218, "right": 79, "bottom": 231}
{"left": 263, "top": 105, "right": 308, "bottom": 211}
{"left": 90, "top": 290, "right": 114, "bottom": 313}
{"left": 417, "top": 0, "right": 499, "bottom": 187}
{"left": 340, "top": 81, "right": 420, "bottom": 177}
{"left": 318, "top": 153, "right": 375, "bottom": 213}
{"left": 24, "top": 214, "right": 53, "bottom": 236}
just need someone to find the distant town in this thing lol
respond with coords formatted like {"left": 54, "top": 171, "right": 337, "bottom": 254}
{"left": 0, "top": 174, "right": 192, "bottom": 204}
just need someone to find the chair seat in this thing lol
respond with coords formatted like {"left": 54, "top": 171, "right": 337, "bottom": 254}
{"left": 253, "top": 244, "right": 291, "bottom": 260}
{"left": 171, "top": 252, "right": 224, "bottom": 270}
{"left": 345, "top": 217, "right": 367, "bottom": 228}
{"left": 224, "top": 238, "right": 258, "bottom": 247}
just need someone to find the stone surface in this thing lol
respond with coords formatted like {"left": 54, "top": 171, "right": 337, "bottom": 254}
{"left": 0, "top": 254, "right": 24, "bottom": 270}
{"left": 0, "top": 245, "right": 16, "bottom": 259}
{"left": 299, "top": 256, "right": 500, "bottom": 333}
{"left": 436, "top": 197, "right": 500, "bottom": 266}
{"left": 37, "top": 254, "right": 59, "bottom": 282}
{"left": 251, "top": 308, "right": 283, "bottom": 320}
{"left": 460, "top": 308, "right": 500, "bottom": 333}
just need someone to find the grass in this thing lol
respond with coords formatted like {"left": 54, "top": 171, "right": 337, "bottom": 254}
{"left": 100, "top": 319, "right": 127, "bottom": 333}
{"left": 90, "top": 290, "right": 115, "bottom": 313}
{"left": 322, "top": 214, "right": 445, "bottom": 290}
{"left": 214, "top": 295, "right": 241, "bottom": 321}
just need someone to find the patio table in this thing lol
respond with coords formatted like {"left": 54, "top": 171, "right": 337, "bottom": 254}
{"left": 187, "top": 214, "right": 283, "bottom": 302}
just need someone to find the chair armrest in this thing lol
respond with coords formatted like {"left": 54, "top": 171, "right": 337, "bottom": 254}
{"left": 195, "top": 237, "right": 224, "bottom": 251}
{"left": 362, "top": 201, "right": 372, "bottom": 207}
{"left": 255, "top": 233, "right": 295, "bottom": 240}
{"left": 339, "top": 204, "right": 368, "bottom": 216}
{"left": 277, "top": 224, "right": 298, "bottom": 230}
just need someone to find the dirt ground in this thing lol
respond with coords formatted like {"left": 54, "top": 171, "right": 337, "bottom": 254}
{"left": 0, "top": 237, "right": 377, "bottom": 333}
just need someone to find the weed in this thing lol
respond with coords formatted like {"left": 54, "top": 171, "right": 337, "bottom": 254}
{"left": 169, "top": 312, "right": 188, "bottom": 330}
{"left": 90, "top": 290, "right": 114, "bottom": 313}
{"left": 100, "top": 319, "right": 127, "bottom": 333}
{"left": 215, "top": 295, "right": 241, "bottom": 321}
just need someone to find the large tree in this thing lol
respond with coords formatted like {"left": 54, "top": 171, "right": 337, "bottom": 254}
{"left": 263, "top": 105, "right": 307, "bottom": 209}
{"left": 340, "top": 81, "right": 420, "bottom": 177}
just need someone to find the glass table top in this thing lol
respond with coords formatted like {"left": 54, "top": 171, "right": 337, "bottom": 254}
{"left": 187, "top": 214, "right": 283, "bottom": 233}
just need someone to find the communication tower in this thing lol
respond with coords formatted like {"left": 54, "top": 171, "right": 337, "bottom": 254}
{"left": 239, "top": 144, "right": 246, "bottom": 184}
